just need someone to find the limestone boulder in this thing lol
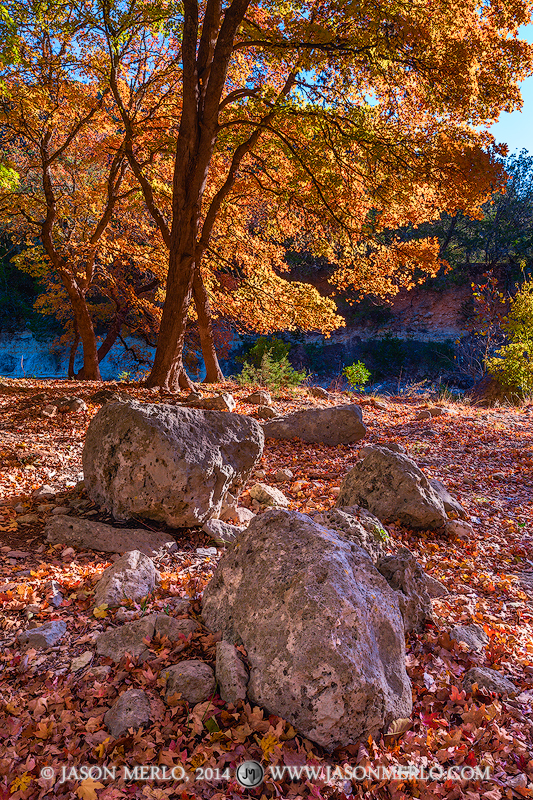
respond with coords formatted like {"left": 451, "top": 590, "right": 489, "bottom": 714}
{"left": 262, "top": 404, "right": 366, "bottom": 446}
{"left": 376, "top": 548, "right": 433, "bottom": 632}
{"left": 336, "top": 446, "right": 447, "bottom": 530}
{"left": 83, "top": 401, "right": 264, "bottom": 527}
{"left": 312, "top": 507, "right": 388, "bottom": 564}
{"left": 202, "top": 509, "right": 411, "bottom": 750}
{"left": 104, "top": 689, "right": 151, "bottom": 737}
{"left": 46, "top": 515, "right": 177, "bottom": 556}
{"left": 94, "top": 550, "right": 159, "bottom": 608}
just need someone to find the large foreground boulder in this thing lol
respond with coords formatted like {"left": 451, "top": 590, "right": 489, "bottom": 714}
{"left": 336, "top": 446, "right": 447, "bottom": 530}
{"left": 262, "top": 404, "right": 366, "bottom": 446}
{"left": 83, "top": 401, "right": 264, "bottom": 527}
{"left": 202, "top": 509, "right": 412, "bottom": 750}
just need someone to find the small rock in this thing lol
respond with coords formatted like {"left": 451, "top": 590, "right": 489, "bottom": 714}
{"left": 18, "top": 620, "right": 67, "bottom": 650}
{"left": 89, "top": 389, "right": 125, "bottom": 405}
{"left": 425, "top": 575, "right": 449, "bottom": 598}
{"left": 369, "top": 397, "right": 388, "bottom": 410}
{"left": 104, "top": 688, "right": 151, "bottom": 737}
{"left": 253, "top": 469, "right": 266, "bottom": 479}
{"left": 220, "top": 506, "right": 256, "bottom": 526}
{"left": 37, "top": 503, "right": 54, "bottom": 513}
{"left": 155, "top": 615, "right": 198, "bottom": 641}
{"left": 163, "top": 660, "right": 216, "bottom": 705}
{"left": 202, "top": 519, "right": 242, "bottom": 545}
{"left": 245, "top": 390, "right": 272, "bottom": 406}
{"left": 429, "top": 479, "right": 467, "bottom": 520}
{"left": 446, "top": 520, "right": 474, "bottom": 539}
{"left": 427, "top": 406, "right": 449, "bottom": 417}
{"left": 309, "top": 386, "right": 330, "bottom": 400}
{"left": 14, "top": 504, "right": 25, "bottom": 513}
{"left": 196, "top": 547, "right": 218, "bottom": 557}
{"left": 16, "top": 514, "right": 39, "bottom": 524}
{"left": 187, "top": 393, "right": 236, "bottom": 412}
{"left": 51, "top": 506, "right": 70, "bottom": 516}
{"left": 450, "top": 623, "right": 489, "bottom": 652}
{"left": 6, "top": 550, "right": 30, "bottom": 559}
{"left": 33, "top": 485, "right": 56, "bottom": 500}
{"left": 163, "top": 598, "right": 191, "bottom": 614}
{"left": 87, "top": 665, "right": 111, "bottom": 680}
{"left": 377, "top": 548, "right": 433, "bottom": 632}
{"left": 464, "top": 666, "right": 516, "bottom": 696}
{"left": 40, "top": 404, "right": 57, "bottom": 418}
{"left": 57, "top": 396, "right": 87, "bottom": 413}
{"left": 274, "top": 468, "right": 294, "bottom": 482}
{"left": 249, "top": 483, "right": 289, "bottom": 508}
{"left": 256, "top": 405, "right": 278, "bottom": 420}
{"left": 216, "top": 641, "right": 249, "bottom": 704}
{"left": 96, "top": 615, "right": 157, "bottom": 660}
{"left": 94, "top": 550, "right": 160, "bottom": 608}
{"left": 70, "top": 651, "right": 93, "bottom": 672}
{"left": 416, "top": 410, "right": 432, "bottom": 420}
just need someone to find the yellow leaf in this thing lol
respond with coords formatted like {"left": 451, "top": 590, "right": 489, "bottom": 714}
{"left": 10, "top": 772, "right": 32, "bottom": 793}
{"left": 76, "top": 779, "right": 104, "bottom": 800}
{"left": 93, "top": 604, "right": 109, "bottom": 619}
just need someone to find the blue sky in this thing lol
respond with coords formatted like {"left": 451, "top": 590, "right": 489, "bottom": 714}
{"left": 490, "top": 25, "right": 533, "bottom": 153}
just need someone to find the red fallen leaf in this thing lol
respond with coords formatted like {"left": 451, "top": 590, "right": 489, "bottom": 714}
{"left": 421, "top": 712, "right": 448, "bottom": 729}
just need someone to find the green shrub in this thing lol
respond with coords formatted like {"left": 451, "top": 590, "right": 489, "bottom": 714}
{"left": 343, "top": 360, "right": 371, "bottom": 391}
{"left": 240, "top": 336, "right": 291, "bottom": 368}
{"left": 486, "top": 279, "right": 533, "bottom": 392}
{"left": 236, "top": 351, "right": 307, "bottom": 390}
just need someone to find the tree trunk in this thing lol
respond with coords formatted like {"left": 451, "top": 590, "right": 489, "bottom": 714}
{"left": 193, "top": 270, "right": 224, "bottom": 382}
{"left": 68, "top": 326, "right": 80, "bottom": 379}
{"left": 144, "top": 239, "right": 195, "bottom": 391}
{"left": 67, "top": 288, "right": 102, "bottom": 381}
{"left": 97, "top": 306, "right": 126, "bottom": 364}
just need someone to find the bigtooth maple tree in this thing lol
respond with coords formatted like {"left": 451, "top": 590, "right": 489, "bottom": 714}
{"left": 0, "top": 5, "right": 165, "bottom": 381}
{"left": 88, "top": 0, "right": 533, "bottom": 390}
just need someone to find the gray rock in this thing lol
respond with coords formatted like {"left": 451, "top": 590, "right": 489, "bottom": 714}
{"left": 427, "top": 406, "right": 449, "bottom": 417}
{"left": 336, "top": 446, "right": 447, "bottom": 530}
{"left": 450, "top": 623, "right": 489, "bottom": 652}
{"left": 202, "top": 519, "right": 242, "bottom": 545}
{"left": 445, "top": 519, "right": 474, "bottom": 539}
{"left": 429, "top": 479, "right": 467, "bottom": 520}
{"left": 425, "top": 574, "right": 449, "bottom": 598}
{"left": 163, "top": 660, "right": 216, "bottom": 705}
{"left": 46, "top": 515, "right": 177, "bottom": 557}
{"left": 40, "top": 404, "right": 57, "bottom": 418}
{"left": 89, "top": 389, "right": 126, "bottom": 405}
{"left": 309, "top": 386, "right": 330, "bottom": 400}
{"left": 18, "top": 620, "right": 67, "bottom": 649}
{"left": 256, "top": 405, "right": 278, "bottom": 420}
{"left": 155, "top": 615, "right": 198, "bottom": 641}
{"left": 360, "top": 442, "right": 406, "bottom": 456}
{"left": 186, "top": 393, "right": 236, "bottom": 412}
{"left": 376, "top": 548, "right": 433, "bottom": 632}
{"left": 416, "top": 410, "right": 432, "bottom": 420}
{"left": 245, "top": 390, "right": 272, "bottom": 406}
{"left": 263, "top": 404, "right": 366, "bottom": 446}
{"left": 202, "top": 509, "right": 411, "bottom": 751}
{"left": 313, "top": 507, "right": 388, "bottom": 564}
{"left": 58, "top": 396, "right": 87, "bottom": 413}
{"left": 83, "top": 401, "right": 264, "bottom": 527}
{"left": 104, "top": 688, "right": 151, "bottom": 737}
{"left": 16, "top": 514, "right": 39, "bottom": 524}
{"left": 216, "top": 641, "right": 249, "bottom": 704}
{"left": 32, "top": 485, "right": 55, "bottom": 500}
{"left": 463, "top": 667, "right": 516, "bottom": 696}
{"left": 249, "top": 483, "right": 289, "bottom": 508}
{"left": 96, "top": 615, "right": 157, "bottom": 660}
{"left": 274, "top": 468, "right": 294, "bottom": 482}
{"left": 94, "top": 550, "right": 160, "bottom": 608}
{"left": 220, "top": 506, "right": 256, "bottom": 526}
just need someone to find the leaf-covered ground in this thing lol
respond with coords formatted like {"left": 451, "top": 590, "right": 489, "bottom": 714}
{"left": 0, "top": 379, "right": 532, "bottom": 800}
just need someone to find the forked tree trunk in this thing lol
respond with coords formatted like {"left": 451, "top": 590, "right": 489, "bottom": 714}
{"left": 193, "top": 270, "right": 224, "bottom": 383}
{"left": 68, "top": 326, "right": 80, "bottom": 379}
